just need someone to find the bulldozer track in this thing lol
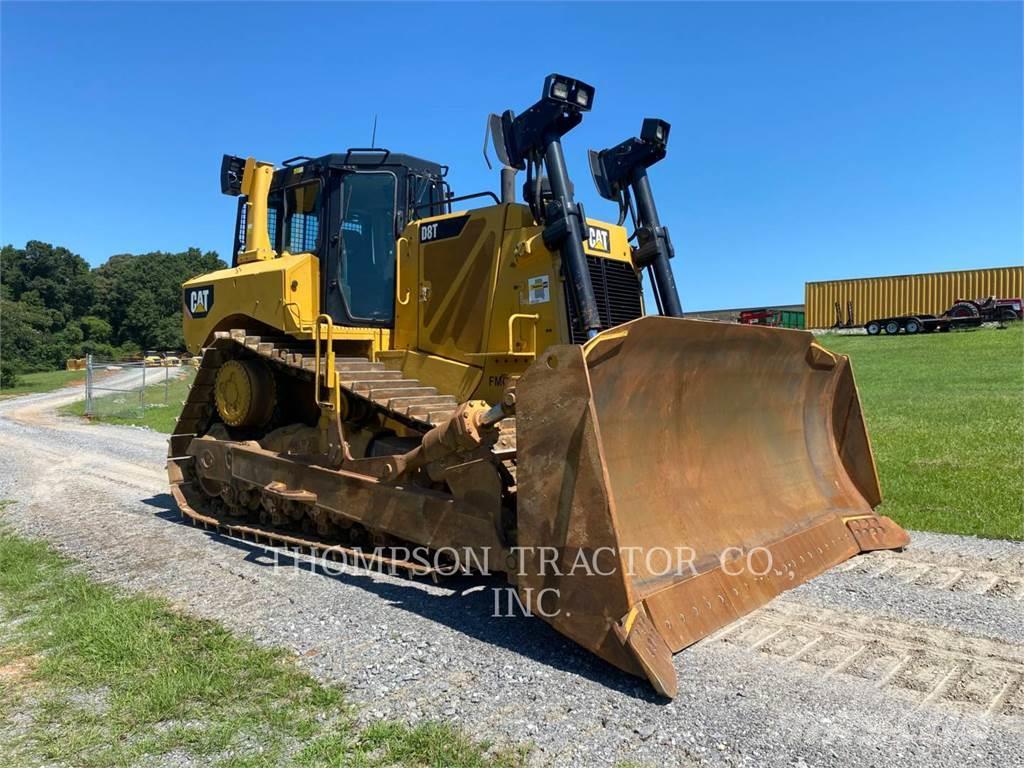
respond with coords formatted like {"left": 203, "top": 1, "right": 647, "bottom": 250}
{"left": 832, "top": 549, "right": 1024, "bottom": 600}
{"left": 167, "top": 328, "right": 516, "bottom": 568}
{"left": 710, "top": 600, "right": 1024, "bottom": 718}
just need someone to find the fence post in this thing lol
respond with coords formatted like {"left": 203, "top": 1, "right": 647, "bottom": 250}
{"left": 85, "top": 353, "right": 93, "bottom": 416}
{"left": 164, "top": 364, "right": 169, "bottom": 404}
{"left": 140, "top": 359, "right": 146, "bottom": 412}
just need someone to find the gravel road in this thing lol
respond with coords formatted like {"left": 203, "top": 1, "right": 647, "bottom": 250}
{"left": 1, "top": 382, "right": 1021, "bottom": 767}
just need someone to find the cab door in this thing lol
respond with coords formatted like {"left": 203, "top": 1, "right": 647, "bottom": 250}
{"left": 323, "top": 171, "right": 399, "bottom": 328}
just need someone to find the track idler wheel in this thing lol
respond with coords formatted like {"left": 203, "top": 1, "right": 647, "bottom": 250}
{"left": 214, "top": 358, "right": 276, "bottom": 428}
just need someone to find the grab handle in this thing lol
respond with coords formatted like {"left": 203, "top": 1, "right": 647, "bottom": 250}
{"left": 396, "top": 237, "right": 411, "bottom": 306}
{"left": 507, "top": 313, "right": 540, "bottom": 356}
{"left": 314, "top": 314, "right": 336, "bottom": 409}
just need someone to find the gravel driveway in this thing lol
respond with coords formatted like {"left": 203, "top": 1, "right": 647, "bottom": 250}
{"left": 1, "top": 382, "right": 1021, "bottom": 767}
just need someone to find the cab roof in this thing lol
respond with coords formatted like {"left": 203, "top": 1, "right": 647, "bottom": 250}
{"left": 271, "top": 149, "right": 445, "bottom": 188}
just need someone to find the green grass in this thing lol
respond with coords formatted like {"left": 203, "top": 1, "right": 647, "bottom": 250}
{"left": 0, "top": 506, "right": 527, "bottom": 768}
{"left": 60, "top": 369, "right": 195, "bottom": 433}
{"left": 0, "top": 369, "right": 88, "bottom": 399}
{"left": 821, "top": 324, "right": 1023, "bottom": 540}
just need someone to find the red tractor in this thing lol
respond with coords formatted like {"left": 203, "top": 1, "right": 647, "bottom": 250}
{"left": 944, "top": 296, "right": 1022, "bottom": 323}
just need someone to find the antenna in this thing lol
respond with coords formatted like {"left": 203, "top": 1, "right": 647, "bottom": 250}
{"left": 371, "top": 114, "right": 378, "bottom": 149}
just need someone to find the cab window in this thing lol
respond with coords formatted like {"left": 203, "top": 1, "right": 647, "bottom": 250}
{"left": 284, "top": 182, "right": 321, "bottom": 253}
{"left": 409, "top": 174, "right": 442, "bottom": 220}
{"left": 232, "top": 195, "right": 280, "bottom": 265}
{"left": 339, "top": 173, "right": 397, "bottom": 322}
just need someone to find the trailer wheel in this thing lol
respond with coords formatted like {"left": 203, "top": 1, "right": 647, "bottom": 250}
{"left": 884, "top": 320, "right": 901, "bottom": 335}
{"left": 905, "top": 318, "right": 922, "bottom": 335}
{"left": 865, "top": 321, "right": 881, "bottom": 336}
{"left": 1000, "top": 308, "right": 1019, "bottom": 322}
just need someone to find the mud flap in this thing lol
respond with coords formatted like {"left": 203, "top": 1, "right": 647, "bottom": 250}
{"left": 514, "top": 317, "right": 909, "bottom": 697}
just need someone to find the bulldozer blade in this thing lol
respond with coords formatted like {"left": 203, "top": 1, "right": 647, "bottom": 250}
{"left": 513, "top": 316, "right": 908, "bottom": 698}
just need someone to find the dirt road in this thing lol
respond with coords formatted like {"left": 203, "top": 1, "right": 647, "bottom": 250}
{"left": 1, "top": 383, "right": 1021, "bottom": 767}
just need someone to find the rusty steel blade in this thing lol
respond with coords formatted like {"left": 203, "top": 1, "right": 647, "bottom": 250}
{"left": 514, "top": 317, "right": 908, "bottom": 697}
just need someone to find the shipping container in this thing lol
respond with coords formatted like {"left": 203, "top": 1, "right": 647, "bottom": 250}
{"left": 777, "top": 309, "right": 805, "bottom": 329}
{"left": 804, "top": 266, "right": 1024, "bottom": 330}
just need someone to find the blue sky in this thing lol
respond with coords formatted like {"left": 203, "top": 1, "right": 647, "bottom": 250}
{"left": 2, "top": 1, "right": 1021, "bottom": 310}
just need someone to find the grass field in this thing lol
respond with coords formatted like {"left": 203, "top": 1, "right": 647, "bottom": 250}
{"left": 0, "top": 510, "right": 526, "bottom": 768}
{"left": 822, "top": 324, "right": 1023, "bottom": 540}
{"left": 0, "top": 369, "right": 88, "bottom": 399}
{"left": 60, "top": 369, "right": 195, "bottom": 433}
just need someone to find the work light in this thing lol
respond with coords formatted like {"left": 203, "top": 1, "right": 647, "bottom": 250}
{"left": 499, "top": 74, "right": 597, "bottom": 170}
{"left": 543, "top": 74, "right": 595, "bottom": 113}
{"left": 641, "top": 118, "right": 671, "bottom": 147}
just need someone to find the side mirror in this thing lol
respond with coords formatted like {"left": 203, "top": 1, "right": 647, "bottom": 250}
{"left": 489, "top": 114, "right": 510, "bottom": 167}
{"left": 588, "top": 149, "right": 615, "bottom": 201}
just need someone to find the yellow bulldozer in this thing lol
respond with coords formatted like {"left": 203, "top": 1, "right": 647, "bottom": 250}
{"left": 169, "top": 74, "right": 908, "bottom": 697}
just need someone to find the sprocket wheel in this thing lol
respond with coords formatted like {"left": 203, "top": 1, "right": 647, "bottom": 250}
{"left": 214, "top": 358, "right": 276, "bottom": 428}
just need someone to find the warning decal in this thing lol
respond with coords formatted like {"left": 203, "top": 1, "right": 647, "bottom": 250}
{"left": 527, "top": 275, "right": 550, "bottom": 305}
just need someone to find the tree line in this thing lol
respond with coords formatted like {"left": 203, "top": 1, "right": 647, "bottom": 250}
{"left": 1, "top": 241, "right": 225, "bottom": 387}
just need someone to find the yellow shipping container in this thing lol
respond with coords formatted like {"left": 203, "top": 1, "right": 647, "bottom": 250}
{"left": 805, "top": 266, "right": 1024, "bottom": 329}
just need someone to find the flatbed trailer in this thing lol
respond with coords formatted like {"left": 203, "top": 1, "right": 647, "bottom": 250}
{"left": 863, "top": 296, "right": 1021, "bottom": 336}
{"left": 864, "top": 314, "right": 983, "bottom": 336}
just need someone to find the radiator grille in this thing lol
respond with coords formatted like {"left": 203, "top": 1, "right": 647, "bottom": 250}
{"left": 565, "top": 257, "right": 644, "bottom": 344}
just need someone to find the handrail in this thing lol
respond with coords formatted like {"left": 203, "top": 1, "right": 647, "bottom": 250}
{"left": 396, "top": 237, "right": 411, "bottom": 306}
{"left": 314, "top": 314, "right": 336, "bottom": 410}
{"left": 507, "top": 313, "right": 540, "bottom": 356}
{"left": 343, "top": 147, "right": 391, "bottom": 165}
{"left": 411, "top": 190, "right": 500, "bottom": 212}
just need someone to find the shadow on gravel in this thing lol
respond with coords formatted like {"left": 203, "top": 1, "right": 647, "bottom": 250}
{"left": 141, "top": 493, "right": 664, "bottom": 702}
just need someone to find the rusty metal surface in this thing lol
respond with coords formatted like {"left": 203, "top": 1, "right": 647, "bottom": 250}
{"left": 642, "top": 515, "right": 859, "bottom": 652}
{"left": 515, "top": 316, "right": 909, "bottom": 696}
{"left": 845, "top": 514, "right": 911, "bottom": 552}
{"left": 187, "top": 436, "right": 506, "bottom": 558}
{"left": 514, "top": 344, "right": 645, "bottom": 680}
{"left": 583, "top": 318, "right": 872, "bottom": 588}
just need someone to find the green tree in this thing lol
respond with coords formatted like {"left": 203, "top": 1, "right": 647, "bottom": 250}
{"left": 91, "top": 248, "right": 223, "bottom": 349}
{"left": 0, "top": 293, "right": 55, "bottom": 373}
{"left": 79, "top": 315, "right": 112, "bottom": 344}
{"left": 1, "top": 241, "right": 94, "bottom": 321}
{"left": 2, "top": 242, "right": 224, "bottom": 373}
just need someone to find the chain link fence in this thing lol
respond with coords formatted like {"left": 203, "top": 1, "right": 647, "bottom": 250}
{"left": 85, "top": 354, "right": 195, "bottom": 421}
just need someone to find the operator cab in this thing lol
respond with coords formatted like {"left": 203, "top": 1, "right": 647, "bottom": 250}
{"left": 226, "top": 149, "right": 448, "bottom": 328}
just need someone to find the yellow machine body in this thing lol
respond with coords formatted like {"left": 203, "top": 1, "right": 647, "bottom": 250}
{"left": 172, "top": 136, "right": 907, "bottom": 700}
{"left": 184, "top": 202, "right": 635, "bottom": 404}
